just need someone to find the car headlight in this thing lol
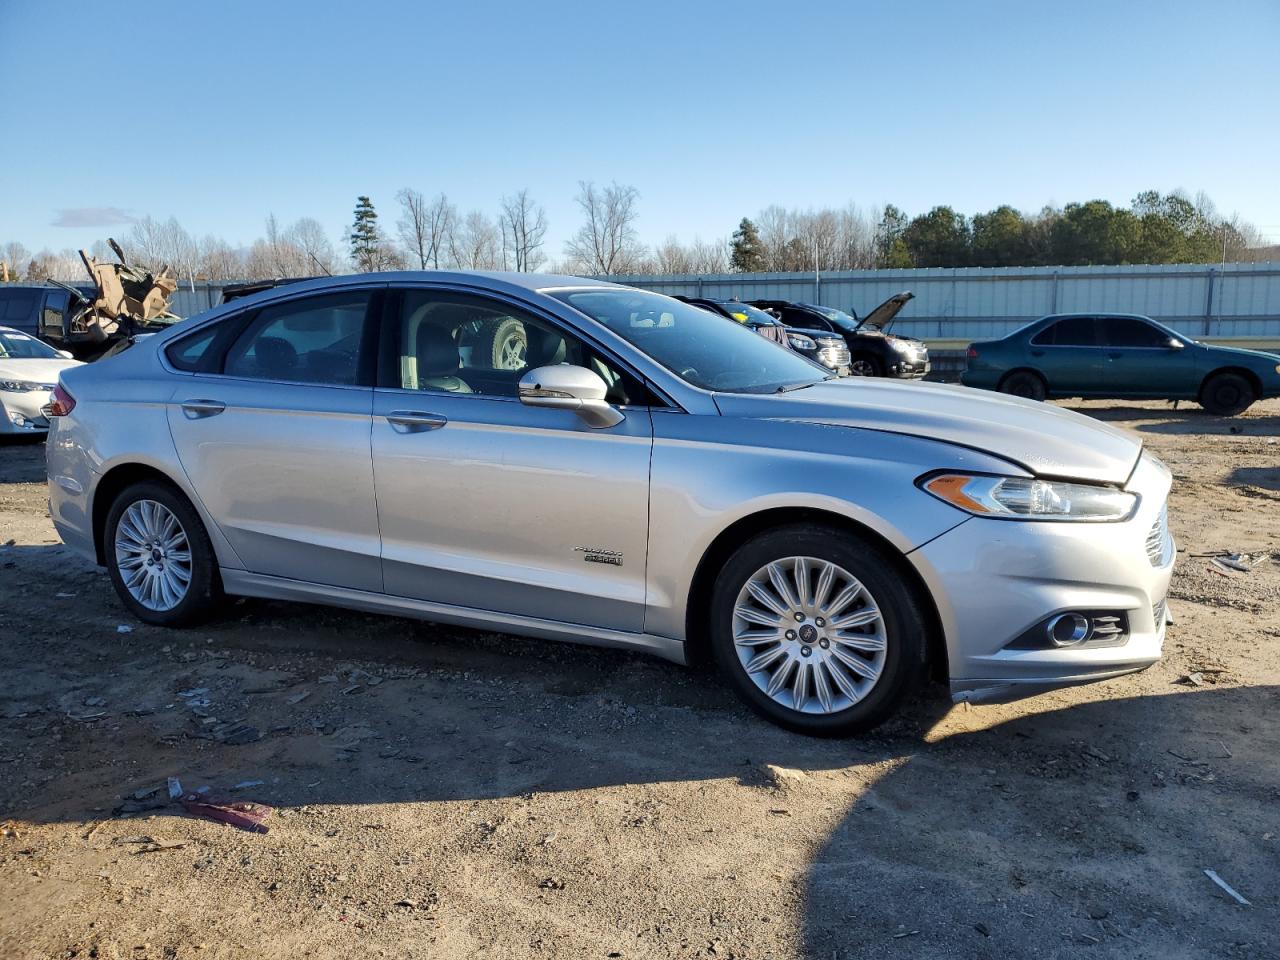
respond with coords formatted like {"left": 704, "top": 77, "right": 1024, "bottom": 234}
{"left": 0, "top": 380, "right": 41, "bottom": 392}
{"left": 889, "top": 338, "right": 915, "bottom": 354}
{"left": 920, "top": 473, "right": 1138, "bottom": 521}
{"left": 787, "top": 333, "right": 817, "bottom": 351}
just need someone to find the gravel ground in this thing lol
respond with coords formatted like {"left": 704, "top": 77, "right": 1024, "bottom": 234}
{"left": 1, "top": 399, "right": 1277, "bottom": 960}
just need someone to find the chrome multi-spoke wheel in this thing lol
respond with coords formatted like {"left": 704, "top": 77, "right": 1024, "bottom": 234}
{"left": 113, "top": 499, "right": 192, "bottom": 612}
{"left": 732, "top": 556, "right": 887, "bottom": 715}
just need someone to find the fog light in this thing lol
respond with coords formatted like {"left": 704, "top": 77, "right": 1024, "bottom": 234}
{"left": 1046, "top": 613, "right": 1090, "bottom": 647}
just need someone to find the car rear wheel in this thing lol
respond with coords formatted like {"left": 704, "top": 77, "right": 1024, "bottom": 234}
{"left": 104, "top": 480, "right": 222, "bottom": 627}
{"left": 1200, "top": 371, "right": 1255, "bottom": 416}
{"left": 709, "top": 525, "right": 926, "bottom": 736}
{"left": 848, "top": 354, "right": 881, "bottom": 377}
{"left": 998, "top": 370, "right": 1047, "bottom": 401}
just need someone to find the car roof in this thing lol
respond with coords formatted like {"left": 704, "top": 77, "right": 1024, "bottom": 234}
{"left": 1037, "top": 312, "right": 1155, "bottom": 321}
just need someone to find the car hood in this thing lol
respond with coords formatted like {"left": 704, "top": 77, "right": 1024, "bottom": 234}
{"left": 856, "top": 291, "right": 914, "bottom": 332}
{"left": 714, "top": 378, "right": 1143, "bottom": 485}
{"left": 0, "top": 357, "right": 82, "bottom": 385}
{"left": 1200, "top": 343, "right": 1280, "bottom": 364}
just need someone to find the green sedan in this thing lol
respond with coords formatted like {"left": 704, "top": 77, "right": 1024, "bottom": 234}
{"left": 962, "top": 312, "right": 1280, "bottom": 416}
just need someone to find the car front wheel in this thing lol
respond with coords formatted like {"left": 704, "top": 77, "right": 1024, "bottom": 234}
{"left": 1200, "top": 371, "right": 1255, "bottom": 416}
{"left": 104, "top": 479, "right": 222, "bottom": 627}
{"left": 709, "top": 525, "right": 927, "bottom": 736}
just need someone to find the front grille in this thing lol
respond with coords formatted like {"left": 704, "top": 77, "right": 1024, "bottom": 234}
{"left": 816, "top": 339, "right": 851, "bottom": 369}
{"left": 1146, "top": 503, "right": 1174, "bottom": 567}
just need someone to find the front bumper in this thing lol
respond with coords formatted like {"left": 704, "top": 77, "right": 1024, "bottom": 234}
{"left": 888, "top": 356, "right": 930, "bottom": 379}
{"left": 909, "top": 453, "right": 1174, "bottom": 704}
{"left": 0, "top": 390, "right": 53, "bottom": 433}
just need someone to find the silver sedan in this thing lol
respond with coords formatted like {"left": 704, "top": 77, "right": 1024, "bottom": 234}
{"left": 46, "top": 273, "right": 1174, "bottom": 735}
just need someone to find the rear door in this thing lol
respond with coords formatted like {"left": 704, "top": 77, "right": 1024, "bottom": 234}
{"left": 1028, "top": 316, "right": 1106, "bottom": 394}
{"left": 165, "top": 287, "right": 384, "bottom": 591}
{"left": 1097, "top": 317, "right": 1197, "bottom": 397}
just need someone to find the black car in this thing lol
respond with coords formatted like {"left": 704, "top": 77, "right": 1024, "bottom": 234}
{"left": 675, "top": 297, "right": 852, "bottom": 375}
{"left": 748, "top": 292, "right": 928, "bottom": 378}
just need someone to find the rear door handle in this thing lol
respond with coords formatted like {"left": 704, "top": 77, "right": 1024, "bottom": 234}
{"left": 180, "top": 399, "right": 226, "bottom": 418}
{"left": 386, "top": 410, "right": 448, "bottom": 431}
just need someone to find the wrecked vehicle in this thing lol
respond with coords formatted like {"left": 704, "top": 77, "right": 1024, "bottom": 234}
{"left": 0, "top": 240, "right": 182, "bottom": 361}
{"left": 47, "top": 273, "right": 1173, "bottom": 736}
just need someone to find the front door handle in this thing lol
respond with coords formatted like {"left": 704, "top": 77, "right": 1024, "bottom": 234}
{"left": 386, "top": 410, "right": 448, "bottom": 431}
{"left": 180, "top": 399, "right": 226, "bottom": 418}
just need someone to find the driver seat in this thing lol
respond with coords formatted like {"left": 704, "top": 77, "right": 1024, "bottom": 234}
{"left": 416, "top": 326, "right": 473, "bottom": 393}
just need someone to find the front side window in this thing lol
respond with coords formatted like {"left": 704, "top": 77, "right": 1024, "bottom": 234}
{"left": 1033, "top": 317, "right": 1098, "bottom": 346}
{"left": 392, "top": 290, "right": 654, "bottom": 406}
{"left": 0, "top": 330, "right": 60, "bottom": 359}
{"left": 223, "top": 292, "right": 371, "bottom": 385}
{"left": 553, "top": 288, "right": 829, "bottom": 393}
{"left": 0, "top": 291, "right": 37, "bottom": 323}
{"left": 1103, "top": 317, "right": 1173, "bottom": 348}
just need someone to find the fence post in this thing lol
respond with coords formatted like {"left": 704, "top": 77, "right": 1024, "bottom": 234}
{"left": 1050, "top": 271, "right": 1060, "bottom": 313}
{"left": 1203, "top": 267, "right": 1216, "bottom": 338}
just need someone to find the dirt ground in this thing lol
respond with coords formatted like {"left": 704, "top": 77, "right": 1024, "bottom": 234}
{"left": 1, "top": 399, "right": 1278, "bottom": 960}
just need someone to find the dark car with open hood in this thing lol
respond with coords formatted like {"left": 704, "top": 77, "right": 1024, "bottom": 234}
{"left": 748, "top": 292, "right": 928, "bottom": 378}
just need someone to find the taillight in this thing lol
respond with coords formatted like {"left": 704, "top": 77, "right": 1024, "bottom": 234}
{"left": 46, "top": 383, "right": 76, "bottom": 417}
{"left": 966, "top": 346, "right": 979, "bottom": 359}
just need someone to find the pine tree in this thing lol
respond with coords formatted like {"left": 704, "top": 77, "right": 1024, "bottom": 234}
{"left": 349, "top": 196, "right": 383, "bottom": 272}
{"left": 729, "top": 217, "right": 765, "bottom": 273}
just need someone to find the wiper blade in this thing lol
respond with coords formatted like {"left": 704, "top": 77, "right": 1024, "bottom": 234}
{"left": 775, "top": 377, "right": 831, "bottom": 393}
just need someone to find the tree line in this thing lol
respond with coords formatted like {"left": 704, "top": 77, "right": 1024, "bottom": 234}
{"left": 1, "top": 187, "right": 1268, "bottom": 286}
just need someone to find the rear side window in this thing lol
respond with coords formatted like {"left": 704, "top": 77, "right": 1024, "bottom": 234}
{"left": 165, "top": 326, "right": 220, "bottom": 371}
{"left": 223, "top": 292, "right": 371, "bottom": 386}
{"left": 1032, "top": 317, "right": 1098, "bottom": 346}
{"left": 0, "top": 290, "right": 37, "bottom": 322}
{"left": 1103, "top": 318, "right": 1170, "bottom": 348}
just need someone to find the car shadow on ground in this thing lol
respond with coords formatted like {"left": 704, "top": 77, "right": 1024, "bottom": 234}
{"left": 1061, "top": 403, "right": 1280, "bottom": 438}
{"left": 1229, "top": 465, "right": 1280, "bottom": 492}
{"left": 802, "top": 684, "right": 1278, "bottom": 957}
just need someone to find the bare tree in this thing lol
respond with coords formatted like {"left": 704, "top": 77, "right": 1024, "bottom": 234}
{"left": 396, "top": 189, "right": 455, "bottom": 269}
{"left": 564, "top": 181, "right": 645, "bottom": 275}
{"left": 447, "top": 211, "right": 501, "bottom": 269}
{"left": 498, "top": 189, "right": 548, "bottom": 271}
{"left": 1, "top": 241, "right": 31, "bottom": 281}
{"left": 198, "top": 235, "right": 243, "bottom": 280}
{"left": 288, "top": 217, "right": 337, "bottom": 275}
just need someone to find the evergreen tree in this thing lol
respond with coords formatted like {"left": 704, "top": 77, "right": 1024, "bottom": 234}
{"left": 349, "top": 196, "right": 383, "bottom": 272}
{"left": 729, "top": 217, "right": 765, "bottom": 272}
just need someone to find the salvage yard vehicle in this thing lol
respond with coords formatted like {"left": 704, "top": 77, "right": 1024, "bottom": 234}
{"left": 675, "top": 296, "right": 852, "bottom": 374}
{"left": 46, "top": 273, "right": 1174, "bottom": 735}
{"left": 749, "top": 293, "right": 929, "bottom": 378}
{"left": 0, "top": 240, "right": 181, "bottom": 361}
{"left": 0, "top": 326, "right": 82, "bottom": 434}
{"left": 963, "top": 312, "right": 1280, "bottom": 415}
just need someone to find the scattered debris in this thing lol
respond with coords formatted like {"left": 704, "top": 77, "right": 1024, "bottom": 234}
{"left": 1203, "top": 869, "right": 1251, "bottom": 906}
{"left": 1176, "top": 672, "right": 1206, "bottom": 687}
{"left": 231, "top": 780, "right": 265, "bottom": 791}
{"left": 182, "top": 795, "right": 273, "bottom": 834}
{"left": 219, "top": 724, "right": 262, "bottom": 746}
{"left": 1209, "top": 552, "right": 1270, "bottom": 575}
{"left": 286, "top": 689, "right": 312, "bottom": 705}
{"left": 167, "top": 777, "right": 184, "bottom": 800}
{"left": 892, "top": 930, "right": 920, "bottom": 939}
{"left": 973, "top": 922, "right": 990, "bottom": 937}
{"left": 178, "top": 687, "right": 210, "bottom": 698}
{"left": 539, "top": 877, "right": 566, "bottom": 890}
{"left": 116, "top": 624, "right": 133, "bottom": 634}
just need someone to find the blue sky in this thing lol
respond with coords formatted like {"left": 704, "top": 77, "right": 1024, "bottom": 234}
{"left": 3, "top": 0, "right": 1278, "bottom": 256}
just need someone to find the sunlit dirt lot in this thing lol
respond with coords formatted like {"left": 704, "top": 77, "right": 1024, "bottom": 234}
{"left": 2, "top": 399, "right": 1277, "bottom": 959}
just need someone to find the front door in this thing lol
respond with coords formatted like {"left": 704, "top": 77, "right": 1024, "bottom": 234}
{"left": 1097, "top": 317, "right": 1198, "bottom": 397}
{"left": 166, "top": 288, "right": 383, "bottom": 592}
{"left": 370, "top": 287, "right": 654, "bottom": 632}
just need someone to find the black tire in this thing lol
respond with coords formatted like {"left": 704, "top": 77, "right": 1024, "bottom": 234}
{"left": 708, "top": 524, "right": 927, "bottom": 737}
{"left": 848, "top": 353, "right": 882, "bottom": 377}
{"left": 998, "top": 370, "right": 1047, "bottom": 401}
{"left": 104, "top": 479, "right": 223, "bottom": 627}
{"left": 471, "top": 316, "right": 527, "bottom": 370}
{"left": 1200, "top": 371, "right": 1255, "bottom": 416}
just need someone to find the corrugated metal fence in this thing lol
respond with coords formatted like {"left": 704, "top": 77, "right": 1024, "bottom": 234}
{"left": 608, "top": 262, "right": 1280, "bottom": 345}
{"left": 167, "top": 262, "right": 1280, "bottom": 346}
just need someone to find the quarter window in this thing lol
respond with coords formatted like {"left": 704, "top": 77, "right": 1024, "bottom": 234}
{"left": 1032, "top": 317, "right": 1098, "bottom": 346}
{"left": 1103, "top": 318, "right": 1171, "bottom": 348}
{"left": 223, "top": 292, "right": 371, "bottom": 385}
{"left": 391, "top": 290, "right": 654, "bottom": 406}
{"left": 165, "top": 326, "right": 220, "bottom": 371}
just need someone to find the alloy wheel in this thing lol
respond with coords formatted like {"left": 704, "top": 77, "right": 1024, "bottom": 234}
{"left": 114, "top": 499, "right": 193, "bottom": 612}
{"left": 732, "top": 556, "right": 888, "bottom": 715}
{"left": 849, "top": 359, "right": 876, "bottom": 377}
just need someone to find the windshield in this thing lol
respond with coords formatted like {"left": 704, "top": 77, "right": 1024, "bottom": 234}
{"left": 0, "top": 330, "right": 61, "bottom": 360}
{"left": 552, "top": 289, "right": 828, "bottom": 393}
{"left": 801, "top": 304, "right": 860, "bottom": 331}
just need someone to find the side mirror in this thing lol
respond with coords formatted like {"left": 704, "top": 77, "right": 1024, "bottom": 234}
{"left": 518, "top": 364, "right": 624, "bottom": 428}
{"left": 58, "top": 349, "right": 74, "bottom": 359}
{"left": 1166, "top": 338, "right": 1184, "bottom": 350}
